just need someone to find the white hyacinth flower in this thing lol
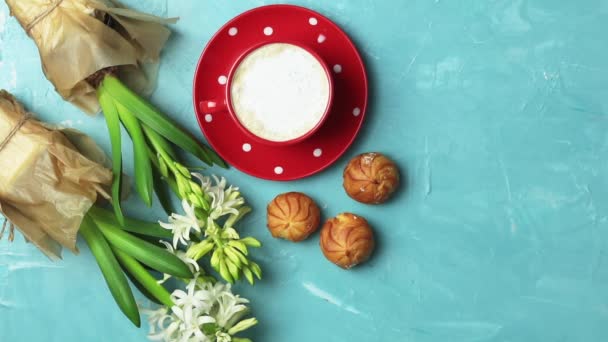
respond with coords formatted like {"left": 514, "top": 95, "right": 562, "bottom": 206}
{"left": 198, "top": 281, "right": 232, "bottom": 305}
{"left": 143, "top": 277, "right": 255, "bottom": 342}
{"left": 192, "top": 174, "right": 245, "bottom": 220}
{"left": 215, "top": 292, "right": 249, "bottom": 328}
{"left": 191, "top": 173, "right": 214, "bottom": 193}
{"left": 209, "top": 185, "right": 244, "bottom": 220}
{"left": 141, "top": 306, "right": 170, "bottom": 341}
{"left": 171, "top": 278, "right": 215, "bottom": 316}
{"left": 167, "top": 306, "right": 214, "bottom": 341}
{"left": 159, "top": 200, "right": 203, "bottom": 248}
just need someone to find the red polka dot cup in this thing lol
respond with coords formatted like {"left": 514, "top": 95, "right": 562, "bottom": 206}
{"left": 199, "top": 41, "right": 334, "bottom": 147}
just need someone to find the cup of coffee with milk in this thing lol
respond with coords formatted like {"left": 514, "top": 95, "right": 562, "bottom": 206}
{"left": 200, "top": 42, "right": 333, "bottom": 145}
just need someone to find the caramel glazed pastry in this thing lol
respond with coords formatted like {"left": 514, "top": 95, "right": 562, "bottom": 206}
{"left": 267, "top": 192, "right": 321, "bottom": 242}
{"left": 320, "top": 213, "right": 375, "bottom": 269}
{"left": 343, "top": 152, "right": 400, "bottom": 205}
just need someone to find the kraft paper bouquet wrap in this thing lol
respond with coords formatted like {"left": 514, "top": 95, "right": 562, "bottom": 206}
{"left": 5, "top": 0, "right": 175, "bottom": 114}
{"left": 0, "top": 90, "right": 112, "bottom": 258}
{"left": 5, "top": 0, "right": 225, "bottom": 226}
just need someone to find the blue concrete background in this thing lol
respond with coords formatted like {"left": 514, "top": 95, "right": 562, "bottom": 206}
{"left": 1, "top": 0, "right": 608, "bottom": 341}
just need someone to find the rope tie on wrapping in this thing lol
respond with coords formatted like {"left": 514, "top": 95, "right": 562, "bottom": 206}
{"left": 0, "top": 112, "right": 31, "bottom": 242}
{"left": 0, "top": 112, "right": 30, "bottom": 153}
{"left": 25, "top": 0, "right": 65, "bottom": 33}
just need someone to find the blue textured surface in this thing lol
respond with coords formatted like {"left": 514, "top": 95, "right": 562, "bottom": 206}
{"left": 2, "top": 1, "right": 608, "bottom": 341}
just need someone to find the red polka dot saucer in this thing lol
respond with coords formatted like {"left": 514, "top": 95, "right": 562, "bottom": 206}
{"left": 193, "top": 4, "right": 368, "bottom": 181}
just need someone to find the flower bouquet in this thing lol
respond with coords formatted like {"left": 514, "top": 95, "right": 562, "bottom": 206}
{"left": 3, "top": 1, "right": 264, "bottom": 340}
{"left": 4, "top": 0, "right": 262, "bottom": 285}
{"left": 0, "top": 90, "right": 259, "bottom": 341}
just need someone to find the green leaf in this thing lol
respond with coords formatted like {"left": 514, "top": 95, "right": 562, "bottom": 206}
{"left": 147, "top": 144, "right": 180, "bottom": 209}
{"left": 114, "top": 247, "right": 174, "bottom": 308}
{"left": 153, "top": 167, "right": 177, "bottom": 216}
{"left": 142, "top": 124, "right": 177, "bottom": 160}
{"left": 122, "top": 263, "right": 162, "bottom": 306}
{"left": 204, "top": 144, "right": 227, "bottom": 168}
{"left": 116, "top": 102, "right": 154, "bottom": 207}
{"left": 94, "top": 218, "right": 193, "bottom": 279}
{"left": 97, "top": 85, "right": 125, "bottom": 225}
{"left": 87, "top": 206, "right": 172, "bottom": 239}
{"left": 102, "top": 76, "right": 226, "bottom": 168}
{"left": 80, "top": 216, "right": 140, "bottom": 327}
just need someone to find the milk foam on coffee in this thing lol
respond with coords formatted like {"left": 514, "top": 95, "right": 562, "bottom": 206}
{"left": 230, "top": 43, "right": 330, "bottom": 142}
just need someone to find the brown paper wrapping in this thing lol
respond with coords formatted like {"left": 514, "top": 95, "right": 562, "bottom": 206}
{"left": 0, "top": 90, "right": 112, "bottom": 259}
{"left": 5, "top": 0, "right": 176, "bottom": 114}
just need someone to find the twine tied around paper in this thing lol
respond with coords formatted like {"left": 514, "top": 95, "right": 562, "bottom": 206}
{"left": 25, "top": 0, "right": 65, "bottom": 33}
{"left": 0, "top": 112, "right": 32, "bottom": 242}
{"left": 0, "top": 111, "right": 30, "bottom": 153}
